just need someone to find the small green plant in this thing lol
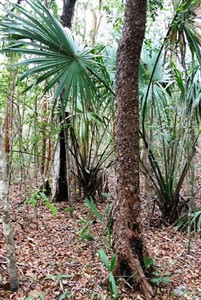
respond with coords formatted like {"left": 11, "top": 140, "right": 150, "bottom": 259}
{"left": 101, "top": 193, "right": 112, "bottom": 199}
{"left": 59, "top": 291, "right": 71, "bottom": 299}
{"left": 79, "top": 220, "right": 94, "bottom": 241}
{"left": 83, "top": 197, "right": 112, "bottom": 246}
{"left": 45, "top": 273, "right": 73, "bottom": 286}
{"left": 45, "top": 273, "right": 72, "bottom": 299}
{"left": 99, "top": 249, "right": 118, "bottom": 300}
{"left": 85, "top": 197, "right": 104, "bottom": 221}
{"left": 141, "top": 258, "right": 170, "bottom": 288}
{"left": 151, "top": 271, "right": 170, "bottom": 285}
{"left": 24, "top": 292, "right": 46, "bottom": 300}
{"left": 143, "top": 256, "right": 154, "bottom": 268}
{"left": 77, "top": 218, "right": 86, "bottom": 225}
{"left": 63, "top": 207, "right": 75, "bottom": 218}
{"left": 26, "top": 190, "right": 58, "bottom": 215}
{"left": 174, "top": 207, "right": 201, "bottom": 232}
{"left": 79, "top": 197, "right": 104, "bottom": 241}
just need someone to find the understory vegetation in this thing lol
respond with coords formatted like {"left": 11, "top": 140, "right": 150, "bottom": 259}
{"left": 0, "top": 0, "right": 201, "bottom": 299}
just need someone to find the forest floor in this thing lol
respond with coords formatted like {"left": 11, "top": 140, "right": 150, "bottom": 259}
{"left": 0, "top": 182, "right": 201, "bottom": 300}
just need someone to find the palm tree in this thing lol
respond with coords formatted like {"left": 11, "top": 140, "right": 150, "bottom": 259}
{"left": 0, "top": 0, "right": 115, "bottom": 200}
{"left": 139, "top": 47, "right": 173, "bottom": 222}
{"left": 138, "top": 0, "right": 201, "bottom": 223}
{"left": 169, "top": 0, "right": 201, "bottom": 66}
{"left": 0, "top": 0, "right": 97, "bottom": 111}
{"left": 141, "top": 0, "right": 201, "bottom": 131}
{"left": 51, "top": 0, "right": 77, "bottom": 201}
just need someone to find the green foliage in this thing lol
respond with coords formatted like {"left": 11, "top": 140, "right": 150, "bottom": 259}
{"left": 140, "top": 49, "right": 201, "bottom": 223}
{"left": 45, "top": 201, "right": 58, "bottom": 215}
{"left": 148, "top": 0, "right": 164, "bottom": 21}
{"left": 139, "top": 47, "right": 171, "bottom": 116}
{"left": 151, "top": 271, "right": 170, "bottom": 285}
{"left": 26, "top": 190, "right": 58, "bottom": 215}
{"left": 70, "top": 125, "right": 113, "bottom": 199}
{"left": 170, "top": 0, "right": 201, "bottom": 65}
{"left": 45, "top": 273, "right": 72, "bottom": 299}
{"left": 174, "top": 207, "right": 201, "bottom": 232}
{"left": 63, "top": 45, "right": 115, "bottom": 199}
{"left": 99, "top": 249, "right": 118, "bottom": 300}
{"left": 45, "top": 273, "right": 73, "bottom": 286}
{"left": 143, "top": 256, "right": 154, "bottom": 268}
{"left": 63, "top": 207, "right": 76, "bottom": 218}
{"left": 0, "top": 0, "right": 98, "bottom": 112}
{"left": 24, "top": 292, "right": 46, "bottom": 300}
{"left": 59, "top": 292, "right": 71, "bottom": 300}
{"left": 83, "top": 197, "right": 112, "bottom": 246}
{"left": 139, "top": 0, "right": 201, "bottom": 222}
{"left": 85, "top": 197, "right": 103, "bottom": 221}
{"left": 187, "top": 65, "right": 201, "bottom": 121}
{"left": 78, "top": 202, "right": 107, "bottom": 241}
{"left": 143, "top": 257, "right": 170, "bottom": 287}
{"left": 0, "top": 0, "right": 115, "bottom": 201}
{"left": 102, "top": 0, "right": 125, "bottom": 30}
{"left": 79, "top": 219, "right": 93, "bottom": 241}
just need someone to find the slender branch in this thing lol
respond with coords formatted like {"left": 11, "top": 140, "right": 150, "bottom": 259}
{"left": 142, "top": 12, "right": 179, "bottom": 137}
{"left": 87, "top": 67, "right": 116, "bottom": 96}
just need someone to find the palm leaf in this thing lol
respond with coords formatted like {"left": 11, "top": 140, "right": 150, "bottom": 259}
{"left": 0, "top": 0, "right": 97, "bottom": 111}
{"left": 170, "top": 0, "right": 201, "bottom": 64}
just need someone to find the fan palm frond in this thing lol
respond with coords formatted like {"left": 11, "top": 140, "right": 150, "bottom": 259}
{"left": 0, "top": 0, "right": 97, "bottom": 111}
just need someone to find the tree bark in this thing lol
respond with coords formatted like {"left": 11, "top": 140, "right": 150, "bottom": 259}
{"left": 41, "top": 95, "right": 48, "bottom": 175}
{"left": 0, "top": 126, "right": 18, "bottom": 291}
{"left": 51, "top": 0, "right": 76, "bottom": 201}
{"left": 61, "top": 0, "right": 76, "bottom": 29}
{"left": 112, "top": 0, "right": 153, "bottom": 298}
{"left": 52, "top": 113, "right": 69, "bottom": 201}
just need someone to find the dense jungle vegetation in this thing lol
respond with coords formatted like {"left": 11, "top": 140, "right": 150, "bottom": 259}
{"left": 0, "top": 0, "right": 200, "bottom": 299}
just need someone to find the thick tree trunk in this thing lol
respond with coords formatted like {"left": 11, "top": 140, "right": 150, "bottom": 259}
{"left": 112, "top": 0, "right": 153, "bottom": 298}
{"left": 0, "top": 126, "right": 18, "bottom": 291}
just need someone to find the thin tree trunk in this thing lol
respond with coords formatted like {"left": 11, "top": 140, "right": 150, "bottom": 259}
{"left": 145, "top": 83, "right": 155, "bottom": 227}
{"left": 187, "top": 118, "right": 195, "bottom": 252}
{"left": 4, "top": 104, "right": 10, "bottom": 154}
{"left": 0, "top": 126, "right": 18, "bottom": 292}
{"left": 61, "top": 0, "right": 76, "bottom": 29}
{"left": 112, "top": 0, "right": 153, "bottom": 298}
{"left": 41, "top": 95, "right": 48, "bottom": 175}
{"left": 89, "top": 1, "right": 103, "bottom": 47}
{"left": 51, "top": 0, "right": 77, "bottom": 201}
{"left": 45, "top": 136, "right": 52, "bottom": 176}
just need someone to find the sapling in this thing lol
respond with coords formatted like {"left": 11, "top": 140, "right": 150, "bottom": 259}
{"left": 99, "top": 249, "right": 118, "bottom": 300}
{"left": 0, "top": 126, "right": 18, "bottom": 291}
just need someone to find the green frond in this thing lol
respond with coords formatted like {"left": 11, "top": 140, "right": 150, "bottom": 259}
{"left": 0, "top": 0, "right": 97, "bottom": 111}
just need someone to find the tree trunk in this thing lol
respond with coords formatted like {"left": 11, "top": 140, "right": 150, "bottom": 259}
{"left": 112, "top": 0, "right": 153, "bottom": 298}
{"left": 0, "top": 126, "right": 18, "bottom": 291}
{"left": 51, "top": 0, "right": 77, "bottom": 201}
{"left": 61, "top": 0, "right": 76, "bottom": 29}
{"left": 41, "top": 95, "right": 48, "bottom": 175}
{"left": 52, "top": 114, "right": 69, "bottom": 201}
